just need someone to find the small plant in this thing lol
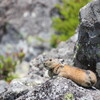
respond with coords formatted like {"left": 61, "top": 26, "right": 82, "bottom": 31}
{"left": 16, "top": 49, "right": 25, "bottom": 63}
{"left": 0, "top": 49, "right": 25, "bottom": 82}
{"left": 50, "top": 34, "right": 59, "bottom": 48}
{"left": 51, "top": 0, "right": 91, "bottom": 47}
{"left": 50, "top": 34, "right": 69, "bottom": 48}
{"left": 0, "top": 55, "right": 17, "bottom": 81}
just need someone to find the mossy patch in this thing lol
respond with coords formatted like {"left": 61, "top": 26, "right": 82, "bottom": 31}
{"left": 63, "top": 93, "right": 74, "bottom": 100}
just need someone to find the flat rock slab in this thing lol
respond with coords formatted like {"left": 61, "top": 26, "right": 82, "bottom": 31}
{"left": 2, "top": 77, "right": 100, "bottom": 100}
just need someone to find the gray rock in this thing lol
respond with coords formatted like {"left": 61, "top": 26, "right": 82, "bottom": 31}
{"left": 6, "top": 77, "right": 100, "bottom": 100}
{"left": 74, "top": 0, "right": 100, "bottom": 88}
{"left": 74, "top": 0, "right": 100, "bottom": 69}
{"left": 0, "top": 80, "right": 9, "bottom": 94}
{"left": 96, "top": 62, "right": 100, "bottom": 77}
{"left": 0, "top": 80, "right": 9, "bottom": 100}
{"left": 15, "top": 61, "right": 30, "bottom": 78}
{"left": 2, "top": 77, "right": 44, "bottom": 100}
{"left": 0, "top": 0, "right": 60, "bottom": 43}
{"left": 1, "top": 72, "right": 100, "bottom": 100}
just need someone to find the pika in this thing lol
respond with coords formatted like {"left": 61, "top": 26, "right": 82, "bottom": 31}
{"left": 44, "top": 59, "right": 97, "bottom": 87}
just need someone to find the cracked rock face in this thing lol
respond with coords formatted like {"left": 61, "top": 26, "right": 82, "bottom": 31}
{"left": 74, "top": 0, "right": 100, "bottom": 75}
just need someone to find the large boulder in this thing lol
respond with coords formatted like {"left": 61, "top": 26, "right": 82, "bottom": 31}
{"left": 74, "top": 0, "right": 100, "bottom": 70}
{"left": 1, "top": 77, "right": 100, "bottom": 100}
{"left": 74, "top": 0, "right": 100, "bottom": 88}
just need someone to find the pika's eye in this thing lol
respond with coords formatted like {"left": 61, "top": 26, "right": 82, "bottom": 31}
{"left": 49, "top": 59, "right": 52, "bottom": 61}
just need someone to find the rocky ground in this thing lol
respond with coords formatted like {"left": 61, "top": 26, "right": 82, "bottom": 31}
{"left": 0, "top": 0, "right": 60, "bottom": 59}
{"left": 0, "top": 0, "right": 100, "bottom": 100}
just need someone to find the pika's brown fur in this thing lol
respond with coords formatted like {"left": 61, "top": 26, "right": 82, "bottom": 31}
{"left": 44, "top": 59, "right": 97, "bottom": 87}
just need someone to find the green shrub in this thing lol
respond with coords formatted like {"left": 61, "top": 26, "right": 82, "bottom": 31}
{"left": 51, "top": 0, "right": 91, "bottom": 47}
{"left": 0, "top": 50, "right": 25, "bottom": 82}
{"left": 0, "top": 55, "right": 17, "bottom": 81}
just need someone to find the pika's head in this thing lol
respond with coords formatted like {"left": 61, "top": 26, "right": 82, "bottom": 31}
{"left": 44, "top": 58, "right": 60, "bottom": 69}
